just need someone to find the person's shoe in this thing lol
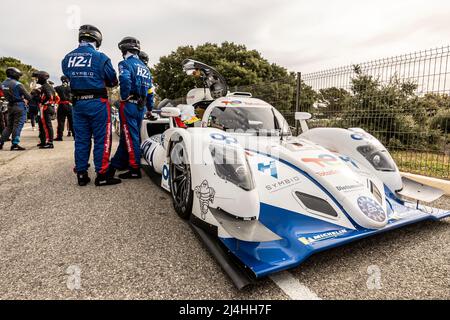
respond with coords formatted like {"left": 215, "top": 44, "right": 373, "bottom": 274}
{"left": 118, "top": 168, "right": 142, "bottom": 180}
{"left": 77, "top": 171, "right": 91, "bottom": 186}
{"left": 39, "top": 143, "right": 54, "bottom": 149}
{"left": 37, "top": 142, "right": 46, "bottom": 147}
{"left": 54, "top": 137, "right": 63, "bottom": 141}
{"left": 11, "top": 144, "right": 26, "bottom": 151}
{"left": 107, "top": 167, "right": 117, "bottom": 178}
{"left": 95, "top": 173, "right": 122, "bottom": 187}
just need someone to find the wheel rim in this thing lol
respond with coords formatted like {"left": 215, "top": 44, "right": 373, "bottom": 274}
{"left": 171, "top": 144, "right": 191, "bottom": 210}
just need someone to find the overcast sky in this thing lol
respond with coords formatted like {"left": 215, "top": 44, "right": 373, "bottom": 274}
{"left": 1, "top": 0, "right": 449, "bottom": 82}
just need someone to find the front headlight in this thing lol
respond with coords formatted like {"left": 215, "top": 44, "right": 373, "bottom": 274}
{"left": 357, "top": 145, "right": 396, "bottom": 172}
{"left": 209, "top": 144, "right": 255, "bottom": 191}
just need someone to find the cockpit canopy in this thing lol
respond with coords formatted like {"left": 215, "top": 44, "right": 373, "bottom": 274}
{"left": 182, "top": 59, "right": 228, "bottom": 99}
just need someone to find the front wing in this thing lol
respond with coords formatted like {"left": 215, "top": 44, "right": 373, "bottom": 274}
{"left": 219, "top": 199, "right": 450, "bottom": 279}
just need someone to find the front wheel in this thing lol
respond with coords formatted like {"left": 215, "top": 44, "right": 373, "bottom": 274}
{"left": 169, "top": 140, "right": 193, "bottom": 219}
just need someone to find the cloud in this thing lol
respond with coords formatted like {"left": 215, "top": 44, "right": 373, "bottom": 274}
{"left": 0, "top": 0, "right": 449, "bottom": 81}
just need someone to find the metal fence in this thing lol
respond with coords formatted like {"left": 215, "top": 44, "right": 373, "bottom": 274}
{"left": 232, "top": 46, "right": 450, "bottom": 179}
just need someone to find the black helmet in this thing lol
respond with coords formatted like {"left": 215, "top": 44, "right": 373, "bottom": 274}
{"left": 138, "top": 51, "right": 149, "bottom": 65}
{"left": 118, "top": 37, "right": 140, "bottom": 54}
{"left": 79, "top": 24, "right": 102, "bottom": 48}
{"left": 6, "top": 67, "right": 22, "bottom": 80}
{"left": 61, "top": 75, "right": 69, "bottom": 83}
{"left": 32, "top": 71, "right": 50, "bottom": 84}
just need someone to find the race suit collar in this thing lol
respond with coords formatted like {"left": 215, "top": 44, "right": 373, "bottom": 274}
{"left": 79, "top": 41, "right": 97, "bottom": 50}
{"left": 124, "top": 52, "right": 138, "bottom": 60}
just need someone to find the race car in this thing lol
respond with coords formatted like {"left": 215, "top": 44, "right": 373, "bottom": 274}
{"left": 140, "top": 59, "right": 450, "bottom": 289}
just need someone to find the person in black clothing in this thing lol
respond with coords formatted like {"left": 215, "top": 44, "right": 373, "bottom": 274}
{"left": 0, "top": 89, "right": 6, "bottom": 134}
{"left": 28, "top": 89, "right": 40, "bottom": 131}
{"left": 0, "top": 67, "right": 32, "bottom": 151}
{"left": 54, "top": 76, "right": 74, "bottom": 141}
{"left": 33, "top": 71, "right": 56, "bottom": 149}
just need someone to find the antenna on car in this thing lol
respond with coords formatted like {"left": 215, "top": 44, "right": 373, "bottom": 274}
{"left": 280, "top": 117, "right": 286, "bottom": 143}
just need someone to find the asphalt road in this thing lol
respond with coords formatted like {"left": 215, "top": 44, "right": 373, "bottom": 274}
{"left": 0, "top": 122, "right": 449, "bottom": 300}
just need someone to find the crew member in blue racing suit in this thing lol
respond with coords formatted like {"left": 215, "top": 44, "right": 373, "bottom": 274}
{"left": 110, "top": 37, "right": 151, "bottom": 180}
{"left": 62, "top": 24, "right": 120, "bottom": 187}
{"left": 0, "top": 67, "right": 31, "bottom": 151}
{"left": 138, "top": 51, "right": 155, "bottom": 118}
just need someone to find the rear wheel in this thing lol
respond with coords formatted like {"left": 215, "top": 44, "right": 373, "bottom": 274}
{"left": 169, "top": 140, "right": 193, "bottom": 219}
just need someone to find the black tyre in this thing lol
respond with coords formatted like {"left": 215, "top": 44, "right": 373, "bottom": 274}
{"left": 169, "top": 139, "right": 193, "bottom": 219}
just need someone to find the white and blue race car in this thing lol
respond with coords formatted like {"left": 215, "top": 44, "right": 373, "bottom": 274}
{"left": 140, "top": 59, "right": 450, "bottom": 289}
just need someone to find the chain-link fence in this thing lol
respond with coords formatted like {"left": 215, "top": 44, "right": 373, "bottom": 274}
{"left": 231, "top": 46, "right": 450, "bottom": 179}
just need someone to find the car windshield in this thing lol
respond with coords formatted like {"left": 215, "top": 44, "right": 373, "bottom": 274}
{"left": 208, "top": 106, "right": 291, "bottom": 136}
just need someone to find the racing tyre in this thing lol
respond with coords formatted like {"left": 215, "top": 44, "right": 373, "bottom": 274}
{"left": 169, "top": 139, "right": 193, "bottom": 219}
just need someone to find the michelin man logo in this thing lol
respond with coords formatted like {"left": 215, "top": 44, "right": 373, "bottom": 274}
{"left": 357, "top": 196, "right": 386, "bottom": 222}
{"left": 195, "top": 180, "right": 215, "bottom": 220}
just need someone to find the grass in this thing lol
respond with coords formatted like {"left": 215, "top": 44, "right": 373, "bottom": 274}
{"left": 391, "top": 150, "right": 450, "bottom": 180}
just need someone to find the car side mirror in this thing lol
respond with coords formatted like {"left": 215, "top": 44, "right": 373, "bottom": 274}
{"left": 161, "top": 107, "right": 181, "bottom": 118}
{"left": 295, "top": 112, "right": 312, "bottom": 134}
{"left": 295, "top": 112, "right": 312, "bottom": 121}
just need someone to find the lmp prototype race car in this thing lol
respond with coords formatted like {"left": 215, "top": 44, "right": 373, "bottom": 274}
{"left": 140, "top": 59, "right": 450, "bottom": 289}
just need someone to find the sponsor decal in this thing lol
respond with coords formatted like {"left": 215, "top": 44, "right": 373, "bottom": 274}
{"left": 243, "top": 101, "right": 267, "bottom": 106}
{"left": 336, "top": 183, "right": 365, "bottom": 192}
{"left": 339, "top": 155, "right": 359, "bottom": 169}
{"left": 258, "top": 161, "right": 278, "bottom": 179}
{"left": 298, "top": 229, "right": 348, "bottom": 245}
{"left": 265, "top": 175, "right": 302, "bottom": 192}
{"left": 162, "top": 165, "right": 170, "bottom": 180}
{"left": 315, "top": 170, "right": 339, "bottom": 177}
{"left": 301, "top": 154, "right": 343, "bottom": 168}
{"left": 222, "top": 100, "right": 242, "bottom": 106}
{"left": 195, "top": 180, "right": 216, "bottom": 220}
{"left": 357, "top": 196, "right": 386, "bottom": 223}
{"left": 141, "top": 140, "right": 153, "bottom": 164}
{"left": 351, "top": 131, "right": 375, "bottom": 141}
{"left": 210, "top": 133, "right": 238, "bottom": 145}
{"left": 351, "top": 134, "right": 364, "bottom": 141}
{"left": 160, "top": 133, "right": 165, "bottom": 146}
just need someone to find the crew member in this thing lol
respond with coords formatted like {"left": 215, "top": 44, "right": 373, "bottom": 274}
{"left": 33, "top": 71, "right": 56, "bottom": 149}
{"left": 0, "top": 67, "right": 31, "bottom": 151}
{"left": 138, "top": 51, "right": 155, "bottom": 118}
{"left": 62, "top": 24, "right": 120, "bottom": 186}
{"left": 110, "top": 37, "right": 151, "bottom": 179}
{"left": 0, "top": 89, "right": 6, "bottom": 134}
{"left": 54, "top": 76, "right": 74, "bottom": 141}
{"left": 28, "top": 89, "right": 40, "bottom": 131}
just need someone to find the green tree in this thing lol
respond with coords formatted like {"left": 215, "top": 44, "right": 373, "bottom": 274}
{"left": 153, "top": 42, "right": 289, "bottom": 100}
{"left": 317, "top": 87, "right": 351, "bottom": 116}
{"left": 0, "top": 57, "right": 37, "bottom": 88}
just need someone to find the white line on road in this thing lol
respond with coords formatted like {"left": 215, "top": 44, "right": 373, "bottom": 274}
{"left": 270, "top": 272, "right": 321, "bottom": 300}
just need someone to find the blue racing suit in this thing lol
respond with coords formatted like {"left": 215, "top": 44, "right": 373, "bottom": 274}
{"left": 61, "top": 42, "right": 118, "bottom": 174}
{"left": 0, "top": 78, "right": 31, "bottom": 145}
{"left": 111, "top": 55, "right": 151, "bottom": 170}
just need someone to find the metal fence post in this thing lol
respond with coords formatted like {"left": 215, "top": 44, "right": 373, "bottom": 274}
{"left": 295, "top": 72, "right": 302, "bottom": 135}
